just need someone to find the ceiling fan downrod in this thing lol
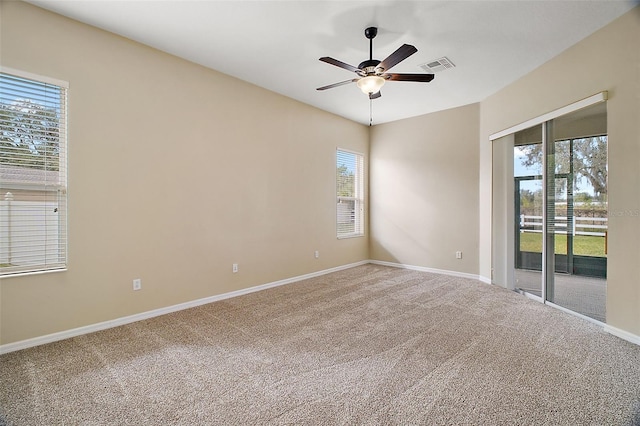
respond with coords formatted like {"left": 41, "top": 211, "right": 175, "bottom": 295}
{"left": 365, "top": 27, "right": 377, "bottom": 60}
{"left": 359, "top": 27, "right": 381, "bottom": 74}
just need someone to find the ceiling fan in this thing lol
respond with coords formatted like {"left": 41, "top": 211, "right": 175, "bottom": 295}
{"left": 317, "top": 27, "right": 434, "bottom": 99}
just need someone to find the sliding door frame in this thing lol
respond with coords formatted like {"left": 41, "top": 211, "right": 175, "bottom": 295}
{"left": 490, "top": 92, "right": 607, "bottom": 321}
{"left": 489, "top": 92, "right": 607, "bottom": 141}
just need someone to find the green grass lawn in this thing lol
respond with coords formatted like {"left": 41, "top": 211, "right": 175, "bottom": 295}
{"left": 519, "top": 232, "right": 607, "bottom": 257}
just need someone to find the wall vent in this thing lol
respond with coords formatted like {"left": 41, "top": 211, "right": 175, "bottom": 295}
{"left": 418, "top": 57, "right": 455, "bottom": 73}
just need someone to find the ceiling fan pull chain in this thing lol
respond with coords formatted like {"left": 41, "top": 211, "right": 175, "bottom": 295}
{"left": 369, "top": 99, "right": 373, "bottom": 126}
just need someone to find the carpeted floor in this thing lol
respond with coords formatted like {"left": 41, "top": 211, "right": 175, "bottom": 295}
{"left": 1, "top": 264, "right": 639, "bottom": 425}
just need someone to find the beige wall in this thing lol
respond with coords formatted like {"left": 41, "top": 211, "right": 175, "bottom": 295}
{"left": 2, "top": 1, "right": 639, "bottom": 346}
{"left": 369, "top": 104, "right": 480, "bottom": 275}
{"left": 0, "top": 1, "right": 369, "bottom": 344}
{"left": 479, "top": 7, "right": 640, "bottom": 335}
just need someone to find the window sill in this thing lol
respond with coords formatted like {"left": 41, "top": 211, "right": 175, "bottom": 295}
{"left": 337, "top": 234, "right": 365, "bottom": 240}
{"left": 0, "top": 267, "right": 67, "bottom": 279}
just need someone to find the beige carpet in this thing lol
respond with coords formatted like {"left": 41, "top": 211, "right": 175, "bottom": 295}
{"left": 1, "top": 264, "right": 639, "bottom": 425}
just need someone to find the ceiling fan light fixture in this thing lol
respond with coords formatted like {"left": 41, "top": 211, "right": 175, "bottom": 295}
{"left": 357, "top": 75, "right": 385, "bottom": 95}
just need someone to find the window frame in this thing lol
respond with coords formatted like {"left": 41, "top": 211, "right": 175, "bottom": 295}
{"left": 336, "top": 148, "right": 365, "bottom": 239}
{"left": 0, "top": 67, "right": 69, "bottom": 276}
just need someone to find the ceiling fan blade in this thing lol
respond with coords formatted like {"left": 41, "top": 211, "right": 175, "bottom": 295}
{"left": 319, "top": 57, "right": 361, "bottom": 73}
{"left": 369, "top": 91, "right": 381, "bottom": 100}
{"left": 385, "top": 73, "right": 435, "bottom": 82}
{"left": 316, "top": 79, "right": 358, "bottom": 91}
{"left": 378, "top": 44, "right": 418, "bottom": 72}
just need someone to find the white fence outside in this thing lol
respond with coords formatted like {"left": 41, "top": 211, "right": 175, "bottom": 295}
{"left": 519, "top": 214, "right": 607, "bottom": 237}
{"left": 0, "top": 197, "right": 61, "bottom": 267}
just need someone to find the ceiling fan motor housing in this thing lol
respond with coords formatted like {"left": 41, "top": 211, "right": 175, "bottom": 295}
{"left": 358, "top": 59, "right": 383, "bottom": 76}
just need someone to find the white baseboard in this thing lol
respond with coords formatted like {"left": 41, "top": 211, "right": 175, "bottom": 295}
{"left": 369, "top": 259, "right": 482, "bottom": 281}
{"left": 4, "top": 260, "right": 637, "bottom": 354}
{"left": 0, "top": 260, "right": 369, "bottom": 355}
{"left": 479, "top": 276, "right": 492, "bottom": 285}
{"left": 604, "top": 324, "right": 640, "bottom": 346}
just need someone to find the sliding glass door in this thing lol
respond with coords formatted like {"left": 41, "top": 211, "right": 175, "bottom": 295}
{"left": 493, "top": 100, "right": 608, "bottom": 323}
{"left": 544, "top": 106, "right": 608, "bottom": 321}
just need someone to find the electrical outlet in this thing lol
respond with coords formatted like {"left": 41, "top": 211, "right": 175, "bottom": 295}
{"left": 456, "top": 251, "right": 462, "bottom": 259}
{"left": 314, "top": 250, "right": 319, "bottom": 259}
{"left": 133, "top": 278, "right": 142, "bottom": 291}
{"left": 232, "top": 263, "right": 238, "bottom": 273}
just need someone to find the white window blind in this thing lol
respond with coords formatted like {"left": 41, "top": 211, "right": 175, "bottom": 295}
{"left": 0, "top": 69, "right": 68, "bottom": 276}
{"left": 336, "top": 149, "right": 364, "bottom": 238}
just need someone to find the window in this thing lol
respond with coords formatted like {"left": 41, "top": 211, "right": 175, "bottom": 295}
{"left": 0, "top": 69, "right": 68, "bottom": 276}
{"left": 336, "top": 149, "right": 364, "bottom": 238}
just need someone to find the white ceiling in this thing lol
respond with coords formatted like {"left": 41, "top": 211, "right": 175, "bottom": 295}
{"left": 27, "top": 0, "right": 636, "bottom": 125}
